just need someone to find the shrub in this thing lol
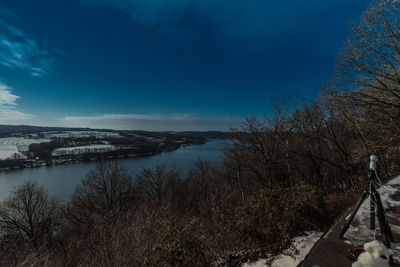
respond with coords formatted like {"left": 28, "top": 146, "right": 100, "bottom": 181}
{"left": 144, "top": 219, "right": 209, "bottom": 266}
{"left": 236, "top": 185, "right": 328, "bottom": 252}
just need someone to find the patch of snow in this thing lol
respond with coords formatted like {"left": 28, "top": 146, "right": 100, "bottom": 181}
{"left": 52, "top": 144, "right": 117, "bottom": 156}
{"left": 345, "top": 183, "right": 400, "bottom": 224}
{"left": 352, "top": 240, "right": 392, "bottom": 267}
{"left": 0, "top": 137, "right": 50, "bottom": 146}
{"left": 387, "top": 175, "right": 400, "bottom": 186}
{"left": 243, "top": 259, "right": 268, "bottom": 267}
{"left": 43, "top": 131, "right": 120, "bottom": 139}
{"left": 243, "top": 231, "right": 323, "bottom": 267}
{"left": 0, "top": 137, "right": 50, "bottom": 159}
{"left": 393, "top": 243, "right": 400, "bottom": 263}
{"left": 0, "top": 145, "right": 21, "bottom": 160}
{"left": 343, "top": 175, "right": 400, "bottom": 264}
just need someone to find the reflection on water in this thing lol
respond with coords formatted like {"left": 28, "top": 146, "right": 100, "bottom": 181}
{"left": 0, "top": 139, "right": 227, "bottom": 201}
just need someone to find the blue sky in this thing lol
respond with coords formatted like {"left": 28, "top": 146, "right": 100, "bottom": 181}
{"left": 0, "top": 0, "right": 369, "bottom": 131}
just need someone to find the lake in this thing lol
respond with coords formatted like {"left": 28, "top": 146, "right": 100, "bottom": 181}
{"left": 0, "top": 139, "right": 227, "bottom": 201}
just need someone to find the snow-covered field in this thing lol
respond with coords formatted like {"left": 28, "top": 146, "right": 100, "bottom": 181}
{"left": 43, "top": 131, "right": 120, "bottom": 139}
{"left": 0, "top": 137, "right": 50, "bottom": 160}
{"left": 343, "top": 175, "right": 400, "bottom": 264}
{"left": 52, "top": 144, "right": 117, "bottom": 156}
{"left": 242, "top": 231, "right": 323, "bottom": 267}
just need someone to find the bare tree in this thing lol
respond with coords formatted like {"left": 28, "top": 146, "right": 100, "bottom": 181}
{"left": 136, "top": 164, "right": 180, "bottom": 204}
{"left": 327, "top": 1, "right": 400, "bottom": 148}
{"left": 232, "top": 100, "right": 292, "bottom": 188}
{"left": 0, "top": 180, "right": 57, "bottom": 244}
{"left": 66, "top": 160, "right": 132, "bottom": 227}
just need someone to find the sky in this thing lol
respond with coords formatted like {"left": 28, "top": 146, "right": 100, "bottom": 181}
{"left": 0, "top": 0, "right": 370, "bottom": 131}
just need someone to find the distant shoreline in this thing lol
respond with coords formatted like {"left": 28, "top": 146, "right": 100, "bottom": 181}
{"left": 0, "top": 140, "right": 207, "bottom": 172}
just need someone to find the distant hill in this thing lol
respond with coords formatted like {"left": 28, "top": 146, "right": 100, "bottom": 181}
{"left": 121, "top": 130, "right": 231, "bottom": 140}
{"left": 0, "top": 125, "right": 232, "bottom": 139}
{"left": 0, "top": 125, "right": 112, "bottom": 135}
{"left": 176, "top": 131, "right": 232, "bottom": 139}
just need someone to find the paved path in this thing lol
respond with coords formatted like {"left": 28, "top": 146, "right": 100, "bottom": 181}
{"left": 301, "top": 181, "right": 400, "bottom": 267}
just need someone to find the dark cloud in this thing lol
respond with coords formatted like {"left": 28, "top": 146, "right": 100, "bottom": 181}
{"left": 87, "top": 0, "right": 352, "bottom": 40}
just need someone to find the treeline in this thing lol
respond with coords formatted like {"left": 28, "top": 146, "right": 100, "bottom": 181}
{"left": 0, "top": 126, "right": 97, "bottom": 137}
{"left": 0, "top": 158, "right": 327, "bottom": 266}
{"left": 224, "top": 0, "right": 400, "bottom": 194}
{"left": 27, "top": 135, "right": 204, "bottom": 161}
{"left": 0, "top": 1, "right": 399, "bottom": 266}
{"left": 0, "top": 161, "right": 258, "bottom": 266}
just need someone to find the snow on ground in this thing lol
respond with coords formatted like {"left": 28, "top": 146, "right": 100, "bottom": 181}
{"left": 243, "top": 176, "right": 400, "bottom": 267}
{"left": 43, "top": 131, "right": 120, "bottom": 139}
{"left": 345, "top": 183, "right": 400, "bottom": 224}
{"left": 0, "top": 137, "right": 51, "bottom": 146}
{"left": 0, "top": 145, "right": 20, "bottom": 160}
{"left": 52, "top": 144, "right": 117, "bottom": 156}
{"left": 343, "top": 175, "right": 400, "bottom": 263}
{"left": 387, "top": 175, "right": 400, "bottom": 186}
{"left": 242, "top": 231, "right": 323, "bottom": 267}
{"left": 0, "top": 137, "right": 50, "bottom": 159}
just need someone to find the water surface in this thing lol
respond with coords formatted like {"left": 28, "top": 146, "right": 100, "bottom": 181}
{"left": 0, "top": 139, "right": 227, "bottom": 201}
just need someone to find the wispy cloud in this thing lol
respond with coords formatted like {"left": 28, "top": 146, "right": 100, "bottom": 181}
{"left": 0, "top": 82, "right": 19, "bottom": 106}
{"left": 0, "top": 20, "right": 54, "bottom": 77}
{"left": 0, "top": 82, "right": 35, "bottom": 123}
{"left": 89, "top": 0, "right": 196, "bottom": 28}
{"left": 57, "top": 113, "right": 242, "bottom": 131}
{"left": 0, "top": 8, "right": 18, "bottom": 19}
